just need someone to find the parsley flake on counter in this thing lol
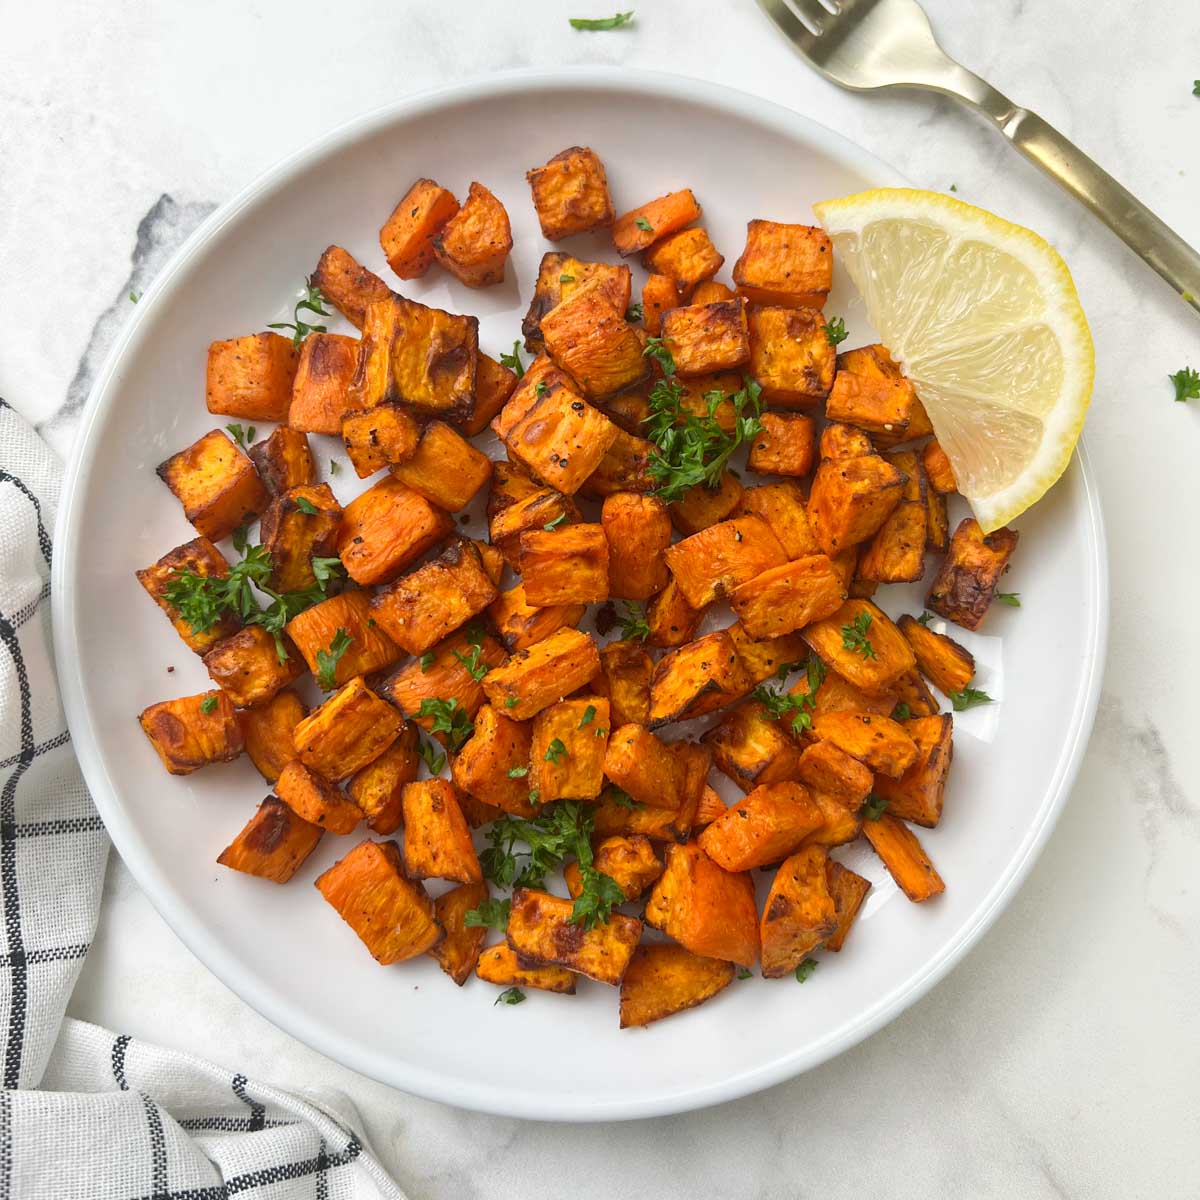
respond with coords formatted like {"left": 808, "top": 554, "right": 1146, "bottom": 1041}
{"left": 1169, "top": 366, "right": 1200, "bottom": 402}
{"left": 494, "top": 987, "right": 526, "bottom": 1006}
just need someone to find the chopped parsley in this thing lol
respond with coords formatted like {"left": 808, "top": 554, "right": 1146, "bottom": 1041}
{"left": 794, "top": 960, "right": 818, "bottom": 984}
{"left": 841, "top": 611, "right": 877, "bottom": 659}
{"left": 416, "top": 697, "right": 474, "bottom": 750}
{"left": 494, "top": 987, "right": 526, "bottom": 1006}
{"left": 452, "top": 643, "right": 488, "bottom": 682}
{"left": 947, "top": 687, "right": 994, "bottom": 711}
{"left": 617, "top": 600, "right": 651, "bottom": 642}
{"left": 499, "top": 341, "right": 525, "bottom": 378}
{"left": 419, "top": 652, "right": 436, "bottom": 672}
{"left": 329, "top": 458, "right": 342, "bottom": 475}
{"left": 418, "top": 737, "right": 446, "bottom": 776}
{"left": 995, "top": 592, "right": 1021, "bottom": 607}
{"left": 542, "top": 511, "right": 568, "bottom": 531}
{"left": 225, "top": 424, "right": 256, "bottom": 451}
{"left": 464, "top": 898, "right": 510, "bottom": 930}
{"left": 507, "top": 766, "right": 529, "bottom": 778}
{"left": 569, "top": 10, "right": 634, "bottom": 30}
{"left": 863, "top": 794, "right": 889, "bottom": 821}
{"left": 823, "top": 316, "right": 848, "bottom": 346}
{"left": 625, "top": 302, "right": 643, "bottom": 322}
{"left": 578, "top": 704, "right": 597, "bottom": 729}
{"left": 752, "top": 657, "right": 824, "bottom": 735}
{"left": 559, "top": 274, "right": 576, "bottom": 283}
{"left": 543, "top": 737, "right": 568, "bottom": 764}
{"left": 891, "top": 702, "right": 912, "bottom": 722}
{"left": 315, "top": 628, "right": 352, "bottom": 689}
{"left": 916, "top": 611, "right": 935, "bottom": 626}
{"left": 267, "top": 277, "right": 330, "bottom": 350}
{"left": 199, "top": 695, "right": 218, "bottom": 715}
{"left": 736, "top": 967, "right": 752, "bottom": 980}
{"left": 608, "top": 788, "right": 641, "bottom": 810}
{"left": 295, "top": 496, "right": 318, "bottom": 515}
{"left": 1169, "top": 366, "right": 1200, "bottom": 402}
{"left": 634, "top": 215, "right": 654, "bottom": 232}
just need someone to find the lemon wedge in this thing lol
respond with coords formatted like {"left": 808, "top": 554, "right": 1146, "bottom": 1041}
{"left": 813, "top": 188, "right": 1094, "bottom": 531}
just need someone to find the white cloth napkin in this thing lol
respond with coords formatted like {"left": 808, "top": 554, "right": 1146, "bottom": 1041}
{"left": 0, "top": 399, "right": 405, "bottom": 1199}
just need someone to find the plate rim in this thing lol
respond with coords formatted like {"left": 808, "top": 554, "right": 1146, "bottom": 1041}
{"left": 51, "top": 65, "right": 1110, "bottom": 1121}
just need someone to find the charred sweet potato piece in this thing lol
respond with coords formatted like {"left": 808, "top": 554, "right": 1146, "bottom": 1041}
{"left": 503, "top": 388, "right": 621, "bottom": 496}
{"left": 824, "top": 860, "right": 872, "bottom": 952}
{"left": 808, "top": 454, "right": 906, "bottom": 556}
{"left": 276, "top": 760, "right": 362, "bottom": 834}
{"left": 726, "top": 622, "right": 808, "bottom": 687}
{"left": 203, "top": 625, "right": 305, "bottom": 709}
{"left": 522, "top": 255, "right": 632, "bottom": 353}
{"left": 288, "top": 333, "right": 359, "bottom": 435}
{"left": 311, "top": 245, "right": 390, "bottom": 330}
{"left": 475, "top": 943, "right": 576, "bottom": 994}
{"left": 747, "top": 412, "right": 816, "bottom": 476}
{"left": 460, "top": 352, "right": 520, "bottom": 438}
{"left": 619, "top": 943, "right": 734, "bottom": 1028}
{"left": 733, "top": 220, "right": 832, "bottom": 309}
{"left": 759, "top": 844, "right": 837, "bottom": 977}
{"left": 795, "top": 739, "right": 873, "bottom": 807}
{"left": 380, "top": 178, "right": 460, "bottom": 279}
{"left": 488, "top": 584, "right": 585, "bottom": 654}
{"left": 217, "top": 795, "right": 324, "bottom": 883}
{"left": 346, "top": 724, "right": 420, "bottom": 835}
{"left": 648, "top": 629, "right": 748, "bottom": 727}
{"left": 669, "top": 471, "right": 744, "bottom": 537}
{"left": 603, "top": 724, "right": 689, "bottom": 811}
{"left": 811, "top": 711, "right": 918, "bottom": 777}
{"left": 597, "top": 640, "right": 654, "bottom": 727}
{"left": 340, "top": 404, "right": 420, "bottom": 478}
{"left": 646, "top": 577, "right": 704, "bottom": 648}
{"left": 481, "top": 627, "right": 599, "bottom": 721}
{"left": 488, "top": 488, "right": 580, "bottom": 568}
{"left": 612, "top": 188, "right": 701, "bottom": 257}
{"left": 747, "top": 306, "right": 835, "bottom": 407}
{"left": 733, "top": 481, "right": 820, "bottom": 560}
{"left": 892, "top": 669, "right": 941, "bottom": 719}
{"left": 450, "top": 703, "right": 538, "bottom": 817}
{"left": 258, "top": 483, "right": 341, "bottom": 593}
{"left": 641, "top": 272, "right": 681, "bottom": 336}
{"left": 665, "top": 515, "right": 787, "bottom": 608}
{"left": 698, "top": 781, "right": 823, "bottom": 871}
{"left": 729, "top": 555, "right": 846, "bottom": 640}
{"left": 491, "top": 354, "right": 581, "bottom": 440}
{"left": 285, "top": 588, "right": 402, "bottom": 685}
{"left": 248, "top": 426, "right": 316, "bottom": 495}
{"left": 336, "top": 476, "right": 455, "bottom": 586}
{"left": 238, "top": 688, "right": 306, "bottom": 783}
{"left": 390, "top": 420, "right": 492, "bottom": 511}
{"left": 819, "top": 422, "right": 874, "bottom": 461}
{"left": 927, "top": 488, "right": 950, "bottom": 554}
{"left": 432, "top": 181, "right": 512, "bottom": 287}
{"left": 293, "top": 676, "right": 403, "bottom": 780}
{"left": 926, "top": 518, "right": 1020, "bottom": 631}
{"left": 645, "top": 842, "right": 759, "bottom": 966}
{"left": 138, "top": 690, "right": 243, "bottom": 775}
{"left": 578, "top": 428, "right": 655, "bottom": 499}
{"left": 529, "top": 697, "right": 610, "bottom": 802}
{"left": 206, "top": 332, "right": 298, "bottom": 421}
{"left": 702, "top": 701, "right": 806, "bottom": 794}
{"left": 800, "top": 789, "right": 863, "bottom": 849}
{"left": 518, "top": 525, "right": 610, "bottom": 606}
{"left": 401, "top": 779, "right": 481, "bottom": 884}
{"left": 825, "top": 370, "right": 915, "bottom": 438}
{"left": 600, "top": 493, "right": 671, "bottom": 600}
{"left": 564, "top": 835, "right": 661, "bottom": 903}
{"left": 661, "top": 299, "right": 751, "bottom": 376}
{"left": 540, "top": 280, "right": 648, "bottom": 398}
{"left": 428, "top": 881, "right": 489, "bottom": 985}
{"left": 644, "top": 227, "right": 724, "bottom": 296}
{"left": 802, "top": 600, "right": 916, "bottom": 695}
{"left": 506, "top": 888, "right": 642, "bottom": 985}
{"left": 526, "top": 145, "right": 615, "bottom": 241}
{"left": 157, "top": 429, "right": 269, "bottom": 542}
{"left": 873, "top": 714, "right": 953, "bottom": 827}
{"left": 136, "top": 537, "right": 240, "bottom": 654}
{"left": 315, "top": 839, "right": 442, "bottom": 964}
{"left": 922, "top": 439, "right": 958, "bottom": 494}
{"left": 377, "top": 628, "right": 507, "bottom": 729}
{"left": 863, "top": 812, "right": 944, "bottom": 902}
{"left": 897, "top": 615, "right": 975, "bottom": 694}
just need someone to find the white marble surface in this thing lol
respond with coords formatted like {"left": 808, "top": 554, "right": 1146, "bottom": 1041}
{"left": 3, "top": 0, "right": 1200, "bottom": 1194}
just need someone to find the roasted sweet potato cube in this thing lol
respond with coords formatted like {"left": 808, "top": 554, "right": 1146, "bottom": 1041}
{"left": 206, "top": 332, "right": 298, "bottom": 421}
{"left": 729, "top": 555, "right": 846, "bottom": 640}
{"left": 698, "top": 781, "right": 823, "bottom": 871}
{"left": 641, "top": 273, "right": 681, "bottom": 336}
{"left": 733, "top": 220, "right": 832, "bottom": 309}
{"left": 136, "top": 537, "right": 240, "bottom": 654}
{"left": 892, "top": 668, "right": 941, "bottom": 719}
{"left": 820, "top": 422, "right": 874, "bottom": 461}
{"left": 348, "top": 294, "right": 477, "bottom": 422}
{"left": 646, "top": 577, "right": 704, "bottom": 648}
{"left": 564, "top": 835, "right": 661, "bottom": 903}
{"left": 691, "top": 281, "right": 735, "bottom": 305}
{"left": 926, "top": 518, "right": 1019, "bottom": 630}
{"left": 808, "top": 454, "right": 906, "bottom": 556}
{"left": 802, "top": 600, "right": 916, "bottom": 694}
{"left": 286, "top": 588, "right": 402, "bottom": 685}
{"left": 695, "top": 785, "right": 728, "bottom": 828}
{"left": 518, "top": 525, "right": 610, "bottom": 606}
{"left": 702, "top": 701, "right": 806, "bottom": 793}
{"left": 370, "top": 539, "right": 498, "bottom": 655}
{"left": 341, "top": 404, "right": 420, "bottom": 478}
{"left": 873, "top": 714, "right": 953, "bottom": 827}
{"left": 726, "top": 621, "right": 808, "bottom": 687}
{"left": 597, "top": 640, "right": 653, "bottom": 727}
{"left": 526, "top": 146, "right": 615, "bottom": 240}
{"left": 429, "top": 881, "right": 490, "bottom": 985}
{"left": 665, "top": 515, "right": 787, "bottom": 608}
{"left": 661, "top": 300, "right": 750, "bottom": 377}
{"left": 795, "top": 739, "right": 873, "bottom": 806}
{"left": 591, "top": 787, "right": 692, "bottom": 842}
{"left": 578, "top": 428, "right": 655, "bottom": 498}
{"left": 540, "top": 281, "right": 648, "bottom": 399}
{"left": 603, "top": 724, "right": 689, "bottom": 810}
{"left": 675, "top": 372, "right": 742, "bottom": 433}
{"left": 747, "top": 412, "right": 816, "bottom": 476}
{"left": 927, "top": 488, "right": 950, "bottom": 553}
{"left": 238, "top": 688, "right": 306, "bottom": 783}
{"left": 598, "top": 493, "right": 670, "bottom": 603}
{"left": 492, "top": 354, "right": 582, "bottom": 441}
{"left": 276, "top": 760, "right": 363, "bottom": 835}
{"left": 793, "top": 664, "right": 898, "bottom": 717}
{"left": 336, "top": 476, "right": 455, "bottom": 586}
{"left": 315, "top": 839, "right": 442, "bottom": 964}
{"left": 258, "top": 482, "right": 342, "bottom": 593}
{"left": 346, "top": 724, "right": 420, "bottom": 835}
{"left": 377, "top": 628, "right": 507, "bottom": 729}
{"left": 506, "top": 888, "right": 641, "bottom": 985}
{"left": 669, "top": 471, "right": 744, "bottom": 537}
{"left": 824, "top": 860, "right": 871, "bottom": 952}
{"left": 612, "top": 188, "right": 701, "bottom": 256}
{"left": 481, "top": 627, "right": 599, "bottom": 721}
{"left": 801, "top": 789, "right": 863, "bottom": 848}
{"left": 645, "top": 842, "right": 759, "bottom": 966}
{"left": 138, "top": 690, "right": 242, "bottom": 775}
{"left": 747, "top": 306, "right": 835, "bottom": 407}
{"left": 733, "top": 481, "right": 820, "bottom": 559}
{"left": 503, "top": 389, "right": 621, "bottom": 496}
{"left": 288, "top": 333, "right": 359, "bottom": 435}
{"left": 390, "top": 420, "right": 492, "bottom": 512}
{"left": 293, "top": 676, "right": 403, "bottom": 780}
{"left": 248, "top": 426, "right": 316, "bottom": 495}
{"left": 380, "top": 178, "right": 460, "bottom": 279}
{"left": 157, "top": 429, "right": 269, "bottom": 542}
{"left": 522, "top": 255, "right": 632, "bottom": 353}
{"left": 759, "top": 844, "right": 837, "bottom": 977}
{"left": 863, "top": 812, "right": 945, "bottom": 902}
{"left": 488, "top": 584, "right": 584, "bottom": 654}
{"left": 401, "top": 779, "right": 481, "bottom": 884}
{"left": 203, "top": 625, "right": 305, "bottom": 708}
{"left": 312, "top": 245, "right": 391, "bottom": 330}
{"left": 432, "top": 181, "right": 512, "bottom": 287}
{"left": 475, "top": 943, "right": 576, "bottom": 994}
{"left": 217, "top": 795, "right": 323, "bottom": 883}
{"left": 450, "top": 704, "right": 537, "bottom": 817}
{"left": 826, "top": 370, "right": 915, "bottom": 438}
{"left": 644, "top": 227, "right": 724, "bottom": 295}
{"left": 811, "top": 711, "right": 918, "bottom": 777}
{"left": 459, "top": 352, "right": 520, "bottom": 438}
{"left": 619, "top": 943, "right": 733, "bottom": 1028}
{"left": 856, "top": 501, "right": 927, "bottom": 584}
{"left": 898, "top": 615, "right": 975, "bottom": 694}
{"left": 648, "top": 629, "right": 748, "bottom": 727}
{"left": 488, "top": 488, "right": 579, "bottom": 568}
{"left": 529, "top": 698, "right": 609, "bottom": 802}
{"left": 922, "top": 439, "right": 958, "bottom": 494}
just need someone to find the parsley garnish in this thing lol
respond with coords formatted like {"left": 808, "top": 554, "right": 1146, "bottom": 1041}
{"left": 534, "top": 380, "right": 550, "bottom": 399}
{"left": 617, "top": 601, "right": 651, "bottom": 642}
{"left": 634, "top": 215, "right": 654, "bottom": 232}
{"left": 863, "top": 794, "right": 889, "bottom": 821}
{"left": 1169, "top": 366, "right": 1200, "bottom": 402}
{"left": 416, "top": 697, "right": 474, "bottom": 750}
{"left": 507, "top": 766, "right": 529, "bottom": 778}
{"left": 625, "top": 302, "right": 643, "bottom": 322}
{"left": 542, "top": 512, "right": 567, "bottom": 531}
{"left": 500, "top": 341, "right": 525, "bottom": 379}
{"left": 452, "top": 643, "right": 489, "bottom": 682}
{"left": 795, "top": 960, "right": 818, "bottom": 984}
{"left": 917, "top": 611, "right": 934, "bottom": 626}
{"left": 823, "top": 316, "right": 848, "bottom": 346}
{"left": 752, "top": 657, "right": 823, "bottom": 734}
{"left": 578, "top": 705, "right": 597, "bottom": 729}
{"left": 543, "top": 737, "right": 568, "bottom": 764}
{"left": 494, "top": 987, "right": 526, "bottom": 1006}
{"left": 841, "top": 611, "right": 876, "bottom": 659}
{"left": 642, "top": 336, "right": 676, "bottom": 376}
{"left": 295, "top": 496, "right": 318, "bottom": 515}
{"left": 315, "top": 628, "right": 352, "bottom": 689}
{"left": 231, "top": 523, "right": 251, "bottom": 555}
{"left": 560, "top": 274, "right": 576, "bottom": 283}
{"left": 419, "top": 651, "right": 436, "bottom": 672}
{"left": 608, "top": 788, "right": 641, "bottom": 810}
{"left": 128, "top": 291, "right": 141, "bottom": 304}
{"left": 267, "top": 277, "right": 330, "bottom": 350}
{"left": 464, "top": 899, "right": 510, "bottom": 930}
{"left": 225, "top": 424, "right": 256, "bottom": 451}
{"left": 418, "top": 737, "right": 446, "bottom": 775}
{"left": 1194, "top": 80, "right": 1200, "bottom": 97}
{"left": 569, "top": 10, "right": 634, "bottom": 30}
{"left": 891, "top": 702, "right": 912, "bottom": 722}
{"left": 199, "top": 695, "right": 218, "bottom": 715}
{"left": 947, "top": 687, "right": 994, "bottom": 711}
{"left": 329, "top": 458, "right": 342, "bottom": 475}
{"left": 995, "top": 592, "right": 1021, "bottom": 607}
{"left": 736, "top": 967, "right": 752, "bottom": 980}
{"left": 311, "top": 556, "right": 343, "bottom": 588}
{"left": 504, "top": 696, "right": 520, "bottom": 709}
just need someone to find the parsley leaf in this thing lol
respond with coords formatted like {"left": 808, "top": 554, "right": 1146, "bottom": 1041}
{"left": 891, "top": 702, "right": 912, "bottom": 722}
{"left": 916, "top": 611, "right": 934, "bottom": 626}
{"left": 1169, "top": 366, "right": 1200, "bottom": 402}
{"left": 416, "top": 697, "right": 474, "bottom": 750}
{"left": 329, "top": 458, "right": 342, "bottom": 475}
{"left": 995, "top": 592, "right": 1021, "bottom": 607}
{"left": 128, "top": 290, "right": 141, "bottom": 304}
{"left": 534, "top": 379, "right": 550, "bottom": 399}
{"left": 1194, "top": 80, "right": 1200, "bottom": 97}
{"left": 500, "top": 341, "right": 525, "bottom": 379}
{"left": 452, "top": 643, "right": 489, "bottom": 682}
{"left": 542, "top": 512, "right": 567, "bottom": 531}
{"left": 736, "top": 967, "right": 752, "bottom": 980}
{"left": 559, "top": 273, "right": 576, "bottom": 283}
{"left": 642, "top": 337, "right": 676, "bottom": 376}
{"left": 507, "top": 766, "right": 529, "bottom": 778}
{"left": 571, "top": 868, "right": 626, "bottom": 930}
{"left": 823, "top": 316, "right": 848, "bottom": 346}
{"left": 634, "top": 215, "right": 654, "bottom": 232}
{"left": 418, "top": 737, "right": 446, "bottom": 775}
{"left": 295, "top": 496, "right": 318, "bottom": 515}
{"left": 419, "top": 651, "right": 436, "bottom": 672}
{"left": 464, "top": 899, "right": 510, "bottom": 930}
{"left": 315, "top": 628, "right": 353, "bottom": 689}
{"left": 494, "top": 987, "right": 526, "bottom": 1006}
{"left": 231, "top": 523, "right": 251, "bottom": 555}
{"left": 569, "top": 10, "right": 634, "bottom": 30}
{"left": 225, "top": 424, "right": 256, "bottom": 451}
{"left": 617, "top": 601, "right": 651, "bottom": 642}
{"left": 625, "top": 302, "right": 643, "bottom": 322}
{"left": 608, "top": 788, "right": 641, "bottom": 810}
{"left": 863, "top": 794, "right": 889, "bottom": 821}
{"left": 199, "top": 695, "right": 218, "bottom": 714}
{"left": 504, "top": 696, "right": 520, "bottom": 709}
{"left": 543, "top": 737, "right": 568, "bottom": 764}
{"left": 947, "top": 687, "right": 994, "bottom": 711}
{"left": 841, "top": 611, "right": 876, "bottom": 660}
{"left": 578, "top": 704, "right": 597, "bottom": 729}
{"left": 311, "top": 556, "right": 344, "bottom": 588}
{"left": 267, "top": 277, "right": 330, "bottom": 350}
{"left": 795, "top": 960, "right": 818, "bottom": 984}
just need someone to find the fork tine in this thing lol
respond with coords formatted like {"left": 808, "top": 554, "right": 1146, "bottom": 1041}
{"left": 757, "top": 0, "right": 819, "bottom": 42}
{"left": 782, "top": 0, "right": 833, "bottom": 35}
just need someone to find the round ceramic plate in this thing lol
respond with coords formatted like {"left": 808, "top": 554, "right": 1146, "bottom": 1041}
{"left": 53, "top": 68, "right": 1107, "bottom": 1121}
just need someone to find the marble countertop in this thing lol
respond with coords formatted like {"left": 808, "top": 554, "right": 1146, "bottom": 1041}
{"left": 4, "top": 1, "right": 1199, "bottom": 1195}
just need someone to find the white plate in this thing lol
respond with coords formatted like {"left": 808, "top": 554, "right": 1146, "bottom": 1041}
{"left": 52, "top": 68, "right": 1107, "bottom": 1121}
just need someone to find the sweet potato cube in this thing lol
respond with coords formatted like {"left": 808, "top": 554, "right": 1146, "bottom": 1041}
{"left": 460, "top": 352, "right": 519, "bottom": 438}
{"left": 927, "top": 488, "right": 950, "bottom": 553}
{"left": 206, "top": 332, "right": 298, "bottom": 421}
{"left": 238, "top": 688, "right": 306, "bottom": 783}
{"left": 157, "top": 429, "right": 269, "bottom": 541}
{"left": 665, "top": 515, "right": 787, "bottom": 608}
{"left": 922, "top": 439, "right": 958, "bottom": 494}
{"left": 601, "top": 493, "right": 671, "bottom": 601}
{"left": 802, "top": 599, "right": 916, "bottom": 694}
{"left": 824, "top": 860, "right": 871, "bottom": 952}
{"left": 429, "top": 881, "right": 490, "bottom": 985}
{"left": 390, "top": 420, "right": 492, "bottom": 512}
{"left": 526, "top": 146, "right": 615, "bottom": 240}
{"left": 794, "top": 663, "right": 899, "bottom": 717}
{"left": 759, "top": 844, "right": 837, "bottom": 977}
{"left": 648, "top": 629, "right": 748, "bottom": 727}
{"left": 312, "top": 245, "right": 390, "bottom": 330}
{"left": 286, "top": 588, "right": 402, "bottom": 685}
{"left": 276, "top": 760, "right": 362, "bottom": 834}
{"left": 675, "top": 372, "right": 742, "bottom": 433}
{"left": 898, "top": 615, "right": 975, "bottom": 694}
{"left": 138, "top": 691, "right": 242, "bottom": 775}
{"left": 380, "top": 178, "right": 460, "bottom": 279}
{"left": 259, "top": 483, "right": 342, "bottom": 593}
{"left": 288, "top": 333, "right": 359, "bottom": 435}
{"left": 136, "top": 537, "right": 240, "bottom": 654}
{"left": 619, "top": 943, "right": 734, "bottom": 1028}
{"left": 203, "top": 625, "right": 305, "bottom": 709}
{"left": 603, "top": 724, "right": 689, "bottom": 810}
{"left": 820, "top": 422, "right": 874, "bottom": 461}
{"left": 488, "top": 584, "right": 585, "bottom": 653}
{"left": 641, "top": 273, "right": 681, "bottom": 336}
{"left": 492, "top": 354, "right": 581, "bottom": 441}
{"left": 825, "top": 371, "right": 915, "bottom": 438}
{"left": 698, "top": 781, "right": 823, "bottom": 871}
{"left": 370, "top": 539, "right": 498, "bottom": 655}
{"left": 726, "top": 621, "right": 808, "bottom": 687}
{"left": 661, "top": 300, "right": 750, "bottom": 377}
{"left": 669, "top": 470, "right": 744, "bottom": 537}
{"left": 432, "top": 181, "right": 512, "bottom": 288}
{"left": 808, "top": 454, "right": 906, "bottom": 556}
{"left": 293, "top": 676, "right": 403, "bottom": 780}
{"left": 811, "top": 711, "right": 918, "bottom": 777}
{"left": 340, "top": 404, "right": 420, "bottom": 478}
{"left": 506, "top": 888, "right": 642, "bottom": 985}
{"left": 892, "top": 668, "right": 941, "bottom": 719}
{"left": 503, "top": 389, "right": 621, "bottom": 496}
{"left": 732, "top": 220, "right": 832, "bottom": 309}
{"left": 580, "top": 429, "right": 656, "bottom": 499}
{"left": 447, "top": 787, "right": 503, "bottom": 828}
{"left": 518, "top": 525, "right": 610, "bottom": 606}
{"left": 597, "top": 640, "right": 654, "bottom": 727}
{"left": 349, "top": 294, "right": 477, "bottom": 421}
{"left": 644, "top": 227, "right": 724, "bottom": 295}
{"left": 645, "top": 842, "right": 759, "bottom": 966}
{"left": 591, "top": 788, "right": 693, "bottom": 843}
{"left": 346, "top": 724, "right": 420, "bottom": 835}
{"left": 863, "top": 812, "right": 945, "bottom": 902}
{"left": 801, "top": 789, "right": 863, "bottom": 848}
{"left": 217, "top": 795, "right": 323, "bottom": 883}
{"left": 646, "top": 577, "right": 704, "bottom": 648}
{"left": 873, "top": 714, "right": 953, "bottom": 827}
{"left": 248, "top": 426, "right": 316, "bottom": 495}
{"left": 702, "top": 701, "right": 806, "bottom": 793}
{"left": 747, "top": 412, "right": 816, "bottom": 476}
{"left": 729, "top": 555, "right": 846, "bottom": 640}
{"left": 858, "top": 452, "right": 927, "bottom": 583}
{"left": 315, "top": 839, "right": 442, "bottom": 964}
{"left": 530, "top": 697, "right": 610, "bottom": 802}
{"left": 747, "top": 306, "right": 835, "bottom": 407}
{"left": 522, "top": 254, "right": 632, "bottom": 353}
{"left": 475, "top": 943, "right": 576, "bottom": 994}
{"left": 481, "top": 627, "right": 599, "bottom": 721}
{"left": 733, "top": 481, "right": 820, "bottom": 559}
{"left": 540, "top": 281, "right": 648, "bottom": 398}
{"left": 926, "top": 518, "right": 1020, "bottom": 630}
{"left": 695, "top": 785, "right": 728, "bottom": 828}
{"left": 401, "top": 779, "right": 481, "bottom": 884}
{"left": 336, "top": 476, "right": 455, "bottom": 586}
{"left": 450, "top": 704, "right": 537, "bottom": 817}
{"left": 488, "top": 488, "right": 579, "bottom": 568}
{"left": 564, "top": 835, "right": 662, "bottom": 902}
{"left": 691, "top": 282, "right": 735, "bottom": 305}
{"left": 795, "top": 739, "right": 873, "bottom": 807}
{"left": 612, "top": 188, "right": 701, "bottom": 256}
